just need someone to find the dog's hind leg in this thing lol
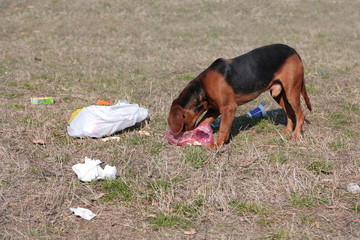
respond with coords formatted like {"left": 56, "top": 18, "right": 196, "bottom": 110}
{"left": 271, "top": 85, "right": 296, "bottom": 134}
{"left": 274, "top": 54, "right": 306, "bottom": 140}
{"left": 287, "top": 82, "right": 306, "bottom": 140}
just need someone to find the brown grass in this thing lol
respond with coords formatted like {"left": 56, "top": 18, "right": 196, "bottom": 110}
{"left": 1, "top": 0, "right": 360, "bottom": 239}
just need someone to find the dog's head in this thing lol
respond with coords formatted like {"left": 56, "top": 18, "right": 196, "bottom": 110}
{"left": 168, "top": 80, "right": 208, "bottom": 135}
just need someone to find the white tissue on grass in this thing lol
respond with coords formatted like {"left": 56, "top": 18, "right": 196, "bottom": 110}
{"left": 70, "top": 207, "right": 96, "bottom": 220}
{"left": 347, "top": 183, "right": 360, "bottom": 193}
{"left": 72, "top": 157, "right": 117, "bottom": 182}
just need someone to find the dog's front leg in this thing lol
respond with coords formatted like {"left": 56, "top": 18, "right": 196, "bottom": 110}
{"left": 198, "top": 109, "right": 220, "bottom": 125}
{"left": 217, "top": 104, "right": 237, "bottom": 147}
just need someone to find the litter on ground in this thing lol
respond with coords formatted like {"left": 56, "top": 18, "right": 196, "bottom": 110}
{"left": 72, "top": 157, "right": 117, "bottom": 182}
{"left": 70, "top": 207, "right": 96, "bottom": 220}
{"left": 67, "top": 100, "right": 148, "bottom": 138}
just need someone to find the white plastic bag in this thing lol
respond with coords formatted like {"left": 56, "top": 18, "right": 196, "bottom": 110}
{"left": 67, "top": 100, "right": 148, "bottom": 138}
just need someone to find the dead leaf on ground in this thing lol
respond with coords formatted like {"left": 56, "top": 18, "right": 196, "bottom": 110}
{"left": 184, "top": 228, "right": 196, "bottom": 235}
{"left": 326, "top": 205, "right": 338, "bottom": 209}
{"left": 91, "top": 193, "right": 105, "bottom": 201}
{"left": 32, "top": 139, "right": 45, "bottom": 145}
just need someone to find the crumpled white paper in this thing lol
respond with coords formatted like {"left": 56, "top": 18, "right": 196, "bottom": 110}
{"left": 347, "top": 183, "right": 360, "bottom": 193}
{"left": 70, "top": 207, "right": 96, "bottom": 220}
{"left": 72, "top": 157, "right": 117, "bottom": 182}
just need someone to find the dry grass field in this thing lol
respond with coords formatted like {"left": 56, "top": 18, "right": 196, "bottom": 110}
{"left": 1, "top": 0, "right": 360, "bottom": 239}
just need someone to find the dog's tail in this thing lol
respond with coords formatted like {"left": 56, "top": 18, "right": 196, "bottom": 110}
{"left": 301, "top": 79, "right": 312, "bottom": 111}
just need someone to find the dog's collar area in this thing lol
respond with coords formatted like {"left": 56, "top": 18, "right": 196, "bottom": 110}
{"left": 193, "top": 104, "right": 204, "bottom": 112}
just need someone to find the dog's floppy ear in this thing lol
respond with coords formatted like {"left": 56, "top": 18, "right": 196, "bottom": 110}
{"left": 168, "top": 105, "right": 184, "bottom": 135}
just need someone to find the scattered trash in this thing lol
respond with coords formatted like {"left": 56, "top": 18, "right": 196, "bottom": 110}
{"left": 210, "top": 118, "right": 221, "bottom": 128}
{"left": 67, "top": 100, "right": 148, "bottom": 138}
{"left": 32, "top": 139, "right": 45, "bottom": 145}
{"left": 137, "top": 130, "right": 150, "bottom": 136}
{"left": 357, "top": 219, "right": 360, "bottom": 223}
{"left": 72, "top": 157, "right": 117, "bottom": 182}
{"left": 31, "top": 97, "right": 54, "bottom": 104}
{"left": 347, "top": 183, "right": 360, "bottom": 193}
{"left": 101, "top": 136, "right": 121, "bottom": 142}
{"left": 247, "top": 101, "right": 266, "bottom": 118}
{"left": 97, "top": 99, "right": 112, "bottom": 106}
{"left": 70, "top": 207, "right": 96, "bottom": 220}
{"left": 166, "top": 122, "right": 214, "bottom": 147}
{"left": 319, "top": 71, "right": 326, "bottom": 76}
{"left": 68, "top": 108, "right": 83, "bottom": 125}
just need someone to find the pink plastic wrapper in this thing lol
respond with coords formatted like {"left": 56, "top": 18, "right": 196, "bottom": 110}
{"left": 166, "top": 122, "right": 214, "bottom": 147}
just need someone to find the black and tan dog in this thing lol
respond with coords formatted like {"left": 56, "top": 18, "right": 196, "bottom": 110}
{"left": 168, "top": 43, "right": 312, "bottom": 148}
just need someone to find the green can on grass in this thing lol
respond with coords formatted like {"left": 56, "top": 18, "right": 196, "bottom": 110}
{"left": 31, "top": 97, "right": 54, "bottom": 104}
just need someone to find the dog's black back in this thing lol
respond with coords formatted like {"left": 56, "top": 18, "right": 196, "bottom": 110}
{"left": 208, "top": 44, "right": 298, "bottom": 94}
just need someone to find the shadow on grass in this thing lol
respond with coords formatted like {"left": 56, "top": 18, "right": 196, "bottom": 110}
{"left": 211, "top": 108, "right": 287, "bottom": 143}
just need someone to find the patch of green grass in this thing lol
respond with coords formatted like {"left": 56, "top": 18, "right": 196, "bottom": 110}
{"left": 344, "top": 128, "right": 359, "bottom": 138}
{"left": 184, "top": 146, "right": 209, "bottom": 168}
{"left": 0, "top": 91, "right": 24, "bottom": 99}
{"left": 266, "top": 151, "right": 287, "bottom": 164}
{"left": 152, "top": 118, "right": 169, "bottom": 132}
{"left": 46, "top": 223, "right": 63, "bottom": 235}
{"left": 0, "top": 180, "right": 9, "bottom": 188}
{"left": 178, "top": 73, "right": 196, "bottom": 81}
{"left": 254, "top": 119, "right": 276, "bottom": 134}
{"left": 300, "top": 215, "right": 315, "bottom": 225}
{"left": 217, "top": 222, "right": 235, "bottom": 231}
{"left": 236, "top": 134, "right": 255, "bottom": 142}
{"left": 30, "top": 167, "right": 43, "bottom": 175}
{"left": 32, "top": 73, "right": 53, "bottom": 81}
{"left": 55, "top": 153, "right": 70, "bottom": 163}
{"left": 150, "top": 179, "right": 172, "bottom": 193}
{"left": 0, "top": 62, "right": 7, "bottom": 76}
{"left": 63, "top": 96, "right": 76, "bottom": 103}
{"left": 229, "top": 200, "right": 268, "bottom": 215}
{"left": 306, "top": 160, "right": 333, "bottom": 174}
{"left": 329, "top": 112, "right": 352, "bottom": 126}
{"left": 128, "top": 135, "right": 147, "bottom": 146}
{"left": 149, "top": 140, "right": 164, "bottom": 155}
{"left": 343, "top": 102, "right": 360, "bottom": 116}
{"left": 315, "top": 33, "right": 327, "bottom": 39}
{"left": 240, "top": 165, "right": 257, "bottom": 176}
{"left": 20, "top": 81, "right": 37, "bottom": 90}
{"left": 148, "top": 212, "right": 192, "bottom": 230}
{"left": 133, "top": 67, "right": 144, "bottom": 75}
{"left": 289, "top": 191, "right": 318, "bottom": 209}
{"left": 172, "top": 199, "right": 203, "bottom": 219}
{"left": 6, "top": 103, "right": 25, "bottom": 110}
{"left": 267, "top": 230, "right": 290, "bottom": 240}
{"left": 29, "top": 229, "right": 42, "bottom": 238}
{"left": 257, "top": 217, "right": 274, "bottom": 227}
{"left": 23, "top": 116, "right": 43, "bottom": 127}
{"left": 351, "top": 203, "right": 360, "bottom": 213}
{"left": 328, "top": 139, "right": 347, "bottom": 151}
{"left": 100, "top": 179, "right": 133, "bottom": 202}
{"left": 306, "top": 83, "right": 322, "bottom": 94}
